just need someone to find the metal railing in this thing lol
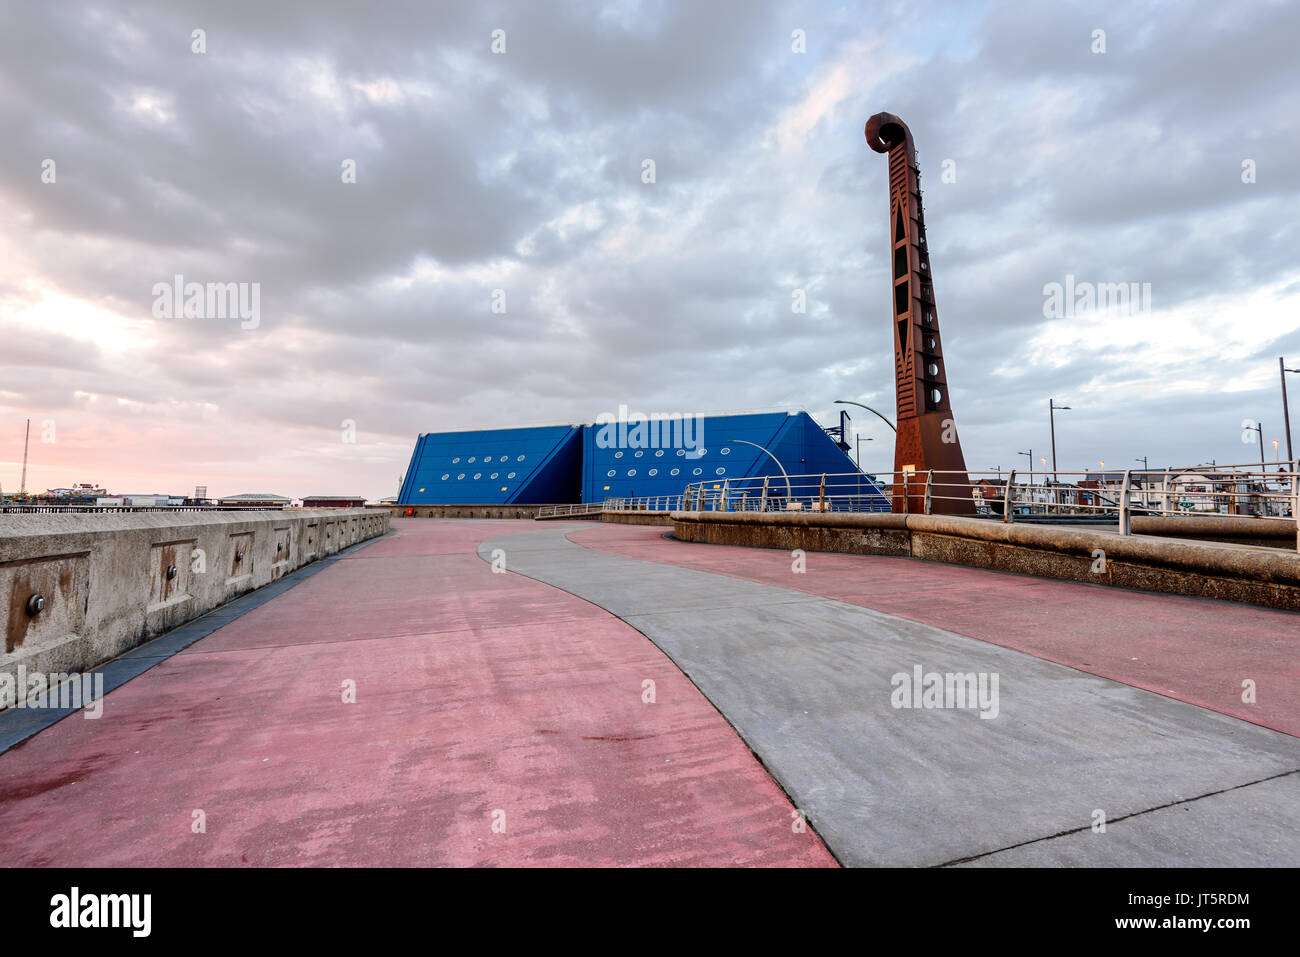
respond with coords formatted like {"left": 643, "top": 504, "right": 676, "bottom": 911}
{"left": 601, "top": 496, "right": 682, "bottom": 512}
{"left": 677, "top": 463, "right": 1300, "bottom": 550}
{"left": 534, "top": 502, "right": 606, "bottom": 518}
{"left": 0, "top": 504, "right": 296, "bottom": 513}
{"left": 678, "top": 472, "right": 893, "bottom": 515}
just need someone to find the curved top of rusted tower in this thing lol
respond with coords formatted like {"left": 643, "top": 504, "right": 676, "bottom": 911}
{"left": 864, "top": 112, "right": 915, "bottom": 161}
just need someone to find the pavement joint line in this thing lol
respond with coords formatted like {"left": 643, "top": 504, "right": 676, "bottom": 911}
{"left": 0, "top": 531, "right": 391, "bottom": 756}
{"left": 935, "top": 767, "right": 1300, "bottom": 867}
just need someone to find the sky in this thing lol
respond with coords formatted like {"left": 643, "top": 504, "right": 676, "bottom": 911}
{"left": 2, "top": 0, "right": 1298, "bottom": 501}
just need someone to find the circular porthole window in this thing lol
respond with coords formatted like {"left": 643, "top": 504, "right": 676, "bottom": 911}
{"left": 670, "top": 468, "right": 680, "bottom": 476}
{"left": 473, "top": 473, "right": 482, "bottom": 479}
{"left": 627, "top": 469, "right": 637, "bottom": 477}
{"left": 649, "top": 468, "right": 658, "bottom": 476}
{"left": 676, "top": 449, "right": 685, "bottom": 456}
{"left": 468, "top": 456, "right": 476, "bottom": 463}
{"left": 720, "top": 447, "right": 730, "bottom": 455}
{"left": 606, "top": 469, "right": 616, "bottom": 477}
{"left": 634, "top": 450, "right": 643, "bottom": 458}
{"left": 654, "top": 449, "right": 664, "bottom": 457}
{"left": 716, "top": 467, "right": 726, "bottom": 475}
{"left": 452, "top": 457, "right": 460, "bottom": 464}
{"left": 516, "top": 455, "right": 525, "bottom": 462}
{"left": 457, "top": 473, "right": 465, "bottom": 480}
{"left": 507, "top": 472, "right": 516, "bottom": 479}
{"left": 441, "top": 474, "right": 449, "bottom": 480}
{"left": 490, "top": 472, "right": 498, "bottom": 479}
{"left": 692, "top": 468, "right": 702, "bottom": 476}
{"left": 614, "top": 451, "right": 624, "bottom": 459}
{"left": 500, "top": 455, "right": 507, "bottom": 462}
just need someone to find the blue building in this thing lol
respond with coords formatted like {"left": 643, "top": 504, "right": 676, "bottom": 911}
{"left": 398, "top": 424, "right": 582, "bottom": 505}
{"left": 398, "top": 410, "right": 887, "bottom": 508}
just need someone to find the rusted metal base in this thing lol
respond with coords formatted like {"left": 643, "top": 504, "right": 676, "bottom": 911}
{"left": 890, "top": 410, "right": 974, "bottom": 514}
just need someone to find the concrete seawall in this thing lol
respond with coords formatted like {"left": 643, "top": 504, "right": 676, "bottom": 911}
{"left": 600, "top": 511, "right": 674, "bottom": 526}
{"left": 671, "top": 511, "right": 1300, "bottom": 612}
{"left": 1, "top": 509, "right": 389, "bottom": 704}
{"left": 384, "top": 504, "right": 543, "bottom": 519}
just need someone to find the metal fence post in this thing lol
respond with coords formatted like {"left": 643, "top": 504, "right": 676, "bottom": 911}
{"left": 760, "top": 476, "right": 769, "bottom": 512}
{"left": 1003, "top": 470, "right": 1015, "bottom": 524}
{"left": 1292, "top": 461, "right": 1299, "bottom": 553}
{"left": 818, "top": 474, "right": 826, "bottom": 512}
{"left": 924, "top": 470, "right": 934, "bottom": 515}
{"left": 1119, "top": 469, "right": 1132, "bottom": 535}
{"left": 721, "top": 480, "right": 729, "bottom": 511}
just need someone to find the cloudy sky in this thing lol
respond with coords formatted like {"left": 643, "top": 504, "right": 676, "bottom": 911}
{"left": 2, "top": 0, "right": 1298, "bottom": 501}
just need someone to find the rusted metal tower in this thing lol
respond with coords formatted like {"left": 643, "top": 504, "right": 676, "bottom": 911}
{"left": 865, "top": 112, "right": 973, "bottom": 514}
{"left": 20, "top": 417, "right": 30, "bottom": 498}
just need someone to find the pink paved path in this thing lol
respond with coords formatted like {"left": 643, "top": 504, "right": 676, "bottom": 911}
{"left": 568, "top": 524, "right": 1300, "bottom": 737}
{"left": 0, "top": 520, "right": 834, "bottom": 867}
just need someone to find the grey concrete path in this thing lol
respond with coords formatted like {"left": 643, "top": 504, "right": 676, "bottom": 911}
{"left": 478, "top": 525, "right": 1300, "bottom": 867}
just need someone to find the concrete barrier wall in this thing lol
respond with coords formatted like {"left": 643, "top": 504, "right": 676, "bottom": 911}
{"left": 671, "top": 511, "right": 1300, "bottom": 612}
{"left": 383, "top": 504, "right": 543, "bottom": 519}
{"left": 601, "top": 511, "right": 674, "bottom": 526}
{"left": 1, "top": 509, "right": 389, "bottom": 705}
{"left": 1130, "top": 514, "right": 1296, "bottom": 548}
{"left": 381, "top": 505, "right": 670, "bottom": 524}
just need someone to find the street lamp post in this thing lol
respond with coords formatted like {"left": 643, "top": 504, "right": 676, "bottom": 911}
{"left": 1049, "top": 399, "right": 1070, "bottom": 485}
{"left": 1281, "top": 358, "right": 1299, "bottom": 463}
{"left": 729, "top": 438, "right": 792, "bottom": 499}
{"left": 834, "top": 400, "right": 896, "bottom": 432}
{"left": 856, "top": 435, "right": 873, "bottom": 468}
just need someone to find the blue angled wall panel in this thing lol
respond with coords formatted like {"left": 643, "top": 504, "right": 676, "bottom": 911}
{"left": 398, "top": 425, "right": 582, "bottom": 505}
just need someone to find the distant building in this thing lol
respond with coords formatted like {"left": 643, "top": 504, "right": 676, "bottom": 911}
{"left": 120, "top": 494, "right": 172, "bottom": 507}
{"left": 217, "top": 493, "right": 291, "bottom": 508}
{"left": 302, "top": 495, "right": 367, "bottom": 508}
{"left": 39, "top": 483, "right": 107, "bottom": 504}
